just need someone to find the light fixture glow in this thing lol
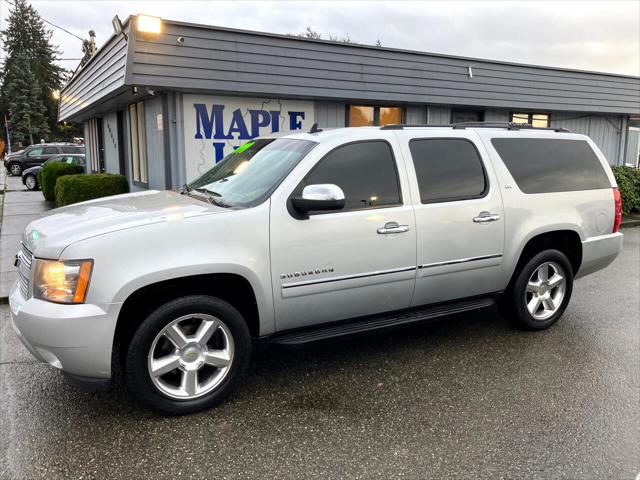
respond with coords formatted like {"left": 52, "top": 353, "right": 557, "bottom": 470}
{"left": 51, "top": 89, "right": 60, "bottom": 100}
{"left": 137, "top": 15, "right": 161, "bottom": 34}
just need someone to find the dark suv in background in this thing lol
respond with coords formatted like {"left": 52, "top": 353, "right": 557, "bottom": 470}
{"left": 4, "top": 143, "right": 85, "bottom": 176}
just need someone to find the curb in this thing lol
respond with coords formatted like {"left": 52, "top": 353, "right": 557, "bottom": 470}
{"left": 621, "top": 220, "right": 640, "bottom": 228}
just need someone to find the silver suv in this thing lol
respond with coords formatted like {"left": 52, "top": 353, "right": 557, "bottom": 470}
{"left": 9, "top": 123, "right": 623, "bottom": 414}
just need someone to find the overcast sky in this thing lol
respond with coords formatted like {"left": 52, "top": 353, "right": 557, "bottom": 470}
{"left": 1, "top": 0, "right": 639, "bottom": 76}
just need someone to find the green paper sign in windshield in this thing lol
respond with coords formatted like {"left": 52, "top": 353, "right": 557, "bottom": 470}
{"left": 233, "top": 141, "right": 254, "bottom": 154}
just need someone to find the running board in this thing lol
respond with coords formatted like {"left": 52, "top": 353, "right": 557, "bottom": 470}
{"left": 271, "top": 297, "right": 496, "bottom": 346}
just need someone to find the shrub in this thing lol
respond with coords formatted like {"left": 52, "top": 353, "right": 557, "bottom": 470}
{"left": 55, "top": 173, "right": 129, "bottom": 207}
{"left": 40, "top": 162, "right": 85, "bottom": 202}
{"left": 612, "top": 166, "right": 640, "bottom": 214}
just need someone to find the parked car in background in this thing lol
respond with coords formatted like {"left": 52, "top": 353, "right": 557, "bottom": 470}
{"left": 4, "top": 143, "right": 85, "bottom": 176}
{"left": 10, "top": 123, "right": 623, "bottom": 415}
{"left": 21, "top": 154, "right": 87, "bottom": 191}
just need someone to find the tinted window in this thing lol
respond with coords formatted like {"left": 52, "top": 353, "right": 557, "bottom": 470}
{"left": 27, "top": 147, "right": 43, "bottom": 157}
{"left": 62, "top": 146, "right": 85, "bottom": 154}
{"left": 42, "top": 146, "right": 58, "bottom": 155}
{"left": 299, "top": 141, "right": 401, "bottom": 211}
{"left": 491, "top": 138, "right": 610, "bottom": 193}
{"left": 409, "top": 138, "right": 487, "bottom": 203}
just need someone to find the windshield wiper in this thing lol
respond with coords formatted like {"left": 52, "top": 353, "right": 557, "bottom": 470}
{"left": 194, "top": 187, "right": 230, "bottom": 208}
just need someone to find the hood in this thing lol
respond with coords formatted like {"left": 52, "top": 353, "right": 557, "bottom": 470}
{"left": 23, "top": 190, "right": 227, "bottom": 258}
{"left": 6, "top": 149, "right": 23, "bottom": 158}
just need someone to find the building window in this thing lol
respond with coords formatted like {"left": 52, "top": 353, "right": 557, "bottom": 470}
{"left": 86, "top": 118, "right": 100, "bottom": 173}
{"left": 128, "top": 102, "right": 148, "bottom": 184}
{"left": 511, "top": 112, "right": 550, "bottom": 128}
{"left": 347, "top": 105, "right": 404, "bottom": 127}
{"left": 451, "top": 109, "right": 484, "bottom": 124}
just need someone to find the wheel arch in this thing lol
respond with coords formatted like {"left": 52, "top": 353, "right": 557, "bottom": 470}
{"left": 509, "top": 229, "right": 583, "bottom": 286}
{"left": 112, "top": 272, "right": 260, "bottom": 377}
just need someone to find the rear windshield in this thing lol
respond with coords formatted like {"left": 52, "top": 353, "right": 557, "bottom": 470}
{"left": 491, "top": 138, "right": 611, "bottom": 194}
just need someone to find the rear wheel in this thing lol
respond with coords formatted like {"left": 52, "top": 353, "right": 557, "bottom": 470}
{"left": 125, "top": 295, "right": 251, "bottom": 415}
{"left": 8, "top": 162, "right": 22, "bottom": 176}
{"left": 503, "top": 249, "right": 573, "bottom": 330}
{"left": 24, "top": 174, "right": 38, "bottom": 190}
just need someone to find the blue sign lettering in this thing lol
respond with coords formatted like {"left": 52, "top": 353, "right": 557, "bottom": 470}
{"left": 249, "top": 110, "right": 271, "bottom": 138}
{"left": 194, "top": 104, "right": 230, "bottom": 139}
{"left": 288, "top": 111, "right": 305, "bottom": 130}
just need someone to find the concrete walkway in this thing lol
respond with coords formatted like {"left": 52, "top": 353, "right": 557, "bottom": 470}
{"left": 0, "top": 164, "right": 52, "bottom": 298}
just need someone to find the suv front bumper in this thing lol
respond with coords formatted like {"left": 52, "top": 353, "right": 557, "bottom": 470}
{"left": 8, "top": 280, "right": 122, "bottom": 388}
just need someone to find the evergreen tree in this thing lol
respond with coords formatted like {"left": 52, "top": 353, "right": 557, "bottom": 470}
{"left": 5, "top": 53, "right": 49, "bottom": 144}
{"left": 0, "top": 0, "right": 64, "bottom": 143}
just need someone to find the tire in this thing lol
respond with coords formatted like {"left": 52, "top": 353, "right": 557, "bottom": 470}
{"left": 125, "top": 295, "right": 252, "bottom": 415}
{"left": 8, "top": 162, "right": 22, "bottom": 176}
{"left": 502, "top": 249, "right": 574, "bottom": 330}
{"left": 24, "top": 174, "right": 38, "bottom": 190}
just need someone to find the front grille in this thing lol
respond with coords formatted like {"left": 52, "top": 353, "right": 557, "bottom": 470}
{"left": 18, "top": 243, "right": 33, "bottom": 298}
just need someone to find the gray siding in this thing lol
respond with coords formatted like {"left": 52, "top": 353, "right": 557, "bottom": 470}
{"left": 314, "top": 101, "right": 346, "bottom": 128}
{"left": 427, "top": 106, "right": 451, "bottom": 124}
{"left": 102, "top": 112, "right": 120, "bottom": 174}
{"left": 485, "top": 110, "right": 510, "bottom": 122}
{"left": 59, "top": 29, "right": 129, "bottom": 121}
{"left": 406, "top": 106, "right": 426, "bottom": 124}
{"left": 144, "top": 97, "right": 166, "bottom": 190}
{"left": 129, "top": 22, "right": 640, "bottom": 114}
{"left": 550, "top": 112, "right": 626, "bottom": 164}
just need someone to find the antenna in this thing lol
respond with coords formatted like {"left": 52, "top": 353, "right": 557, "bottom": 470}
{"left": 308, "top": 123, "right": 323, "bottom": 134}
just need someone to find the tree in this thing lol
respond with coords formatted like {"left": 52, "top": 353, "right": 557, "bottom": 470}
{"left": 0, "top": 0, "right": 64, "bottom": 143}
{"left": 297, "top": 26, "right": 355, "bottom": 44}
{"left": 5, "top": 53, "right": 49, "bottom": 144}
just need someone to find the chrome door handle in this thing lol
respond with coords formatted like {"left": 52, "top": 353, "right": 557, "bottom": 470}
{"left": 377, "top": 222, "right": 410, "bottom": 234}
{"left": 473, "top": 211, "right": 501, "bottom": 223}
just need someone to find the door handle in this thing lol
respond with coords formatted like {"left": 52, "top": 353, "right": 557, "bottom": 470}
{"left": 473, "top": 211, "right": 501, "bottom": 223}
{"left": 377, "top": 222, "right": 410, "bottom": 234}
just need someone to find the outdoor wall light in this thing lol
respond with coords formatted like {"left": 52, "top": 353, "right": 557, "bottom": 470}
{"left": 137, "top": 15, "right": 162, "bottom": 34}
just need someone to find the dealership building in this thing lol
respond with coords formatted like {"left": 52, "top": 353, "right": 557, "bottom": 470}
{"left": 59, "top": 15, "right": 640, "bottom": 191}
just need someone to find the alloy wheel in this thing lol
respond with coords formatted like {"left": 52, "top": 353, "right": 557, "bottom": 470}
{"left": 10, "top": 164, "right": 21, "bottom": 175}
{"left": 147, "top": 313, "right": 234, "bottom": 400}
{"left": 525, "top": 261, "right": 566, "bottom": 321}
{"left": 25, "top": 175, "right": 36, "bottom": 190}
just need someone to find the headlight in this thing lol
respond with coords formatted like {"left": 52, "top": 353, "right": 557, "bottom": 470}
{"left": 33, "top": 259, "right": 93, "bottom": 304}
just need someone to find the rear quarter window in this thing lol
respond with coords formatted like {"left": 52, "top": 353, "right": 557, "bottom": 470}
{"left": 491, "top": 138, "right": 611, "bottom": 194}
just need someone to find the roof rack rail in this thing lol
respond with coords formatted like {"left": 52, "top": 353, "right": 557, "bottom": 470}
{"left": 380, "top": 122, "right": 571, "bottom": 133}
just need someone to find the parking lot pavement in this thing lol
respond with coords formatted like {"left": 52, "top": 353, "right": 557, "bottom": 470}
{"left": 0, "top": 165, "right": 51, "bottom": 298}
{"left": 0, "top": 228, "right": 638, "bottom": 480}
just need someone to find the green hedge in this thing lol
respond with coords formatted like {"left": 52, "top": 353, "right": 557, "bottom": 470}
{"left": 612, "top": 166, "right": 640, "bottom": 215}
{"left": 40, "top": 162, "right": 85, "bottom": 202}
{"left": 55, "top": 173, "right": 129, "bottom": 207}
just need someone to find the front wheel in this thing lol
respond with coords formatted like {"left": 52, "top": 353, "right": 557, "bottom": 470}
{"left": 125, "top": 295, "right": 251, "bottom": 415}
{"left": 502, "top": 249, "right": 574, "bottom": 330}
{"left": 8, "top": 162, "right": 22, "bottom": 176}
{"left": 24, "top": 174, "right": 38, "bottom": 190}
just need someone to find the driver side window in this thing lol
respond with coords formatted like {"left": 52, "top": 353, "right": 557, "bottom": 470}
{"left": 296, "top": 140, "right": 402, "bottom": 212}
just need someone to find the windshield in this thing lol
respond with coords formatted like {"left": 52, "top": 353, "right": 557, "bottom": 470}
{"left": 187, "top": 138, "right": 316, "bottom": 208}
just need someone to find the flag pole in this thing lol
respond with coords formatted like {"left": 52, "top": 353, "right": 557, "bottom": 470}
{"left": 4, "top": 114, "right": 11, "bottom": 154}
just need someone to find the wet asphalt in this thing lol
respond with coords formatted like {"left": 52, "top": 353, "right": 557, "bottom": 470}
{"left": 0, "top": 228, "right": 638, "bottom": 480}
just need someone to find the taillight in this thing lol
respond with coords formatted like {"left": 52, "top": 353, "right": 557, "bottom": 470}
{"left": 612, "top": 187, "right": 622, "bottom": 233}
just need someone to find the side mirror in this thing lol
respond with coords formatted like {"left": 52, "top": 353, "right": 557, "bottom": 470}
{"left": 291, "top": 184, "right": 345, "bottom": 214}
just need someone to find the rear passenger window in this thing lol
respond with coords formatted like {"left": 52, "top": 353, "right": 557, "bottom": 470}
{"left": 491, "top": 138, "right": 611, "bottom": 193}
{"left": 409, "top": 138, "right": 487, "bottom": 203}
{"left": 42, "top": 146, "right": 58, "bottom": 155}
{"left": 298, "top": 141, "right": 401, "bottom": 211}
{"left": 62, "top": 146, "right": 84, "bottom": 154}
